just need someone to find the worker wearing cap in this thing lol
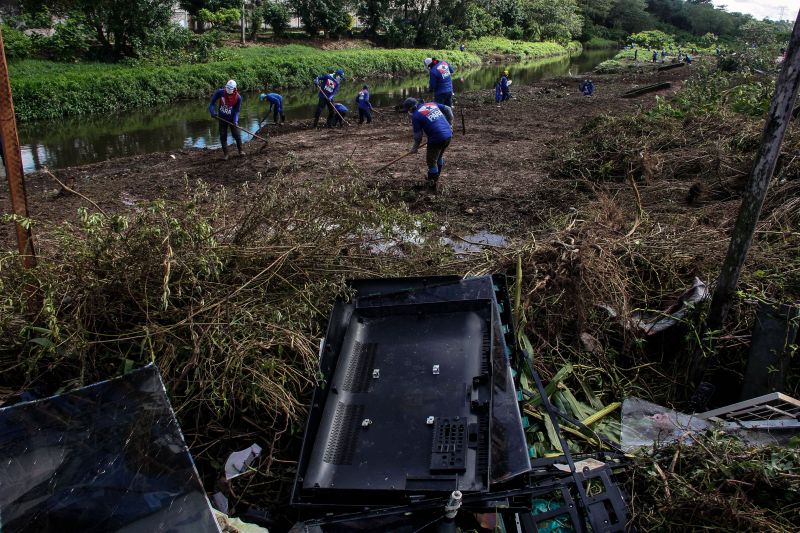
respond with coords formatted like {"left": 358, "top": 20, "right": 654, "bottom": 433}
{"left": 209, "top": 79, "right": 243, "bottom": 160}
{"left": 356, "top": 85, "right": 373, "bottom": 124}
{"left": 259, "top": 92, "right": 285, "bottom": 125}
{"left": 500, "top": 70, "right": 512, "bottom": 101}
{"left": 425, "top": 57, "right": 455, "bottom": 107}
{"left": 402, "top": 97, "right": 453, "bottom": 188}
{"left": 580, "top": 79, "right": 594, "bottom": 96}
{"left": 313, "top": 69, "right": 345, "bottom": 128}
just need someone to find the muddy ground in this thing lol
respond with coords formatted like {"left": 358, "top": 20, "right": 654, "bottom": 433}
{"left": 1, "top": 65, "right": 691, "bottom": 249}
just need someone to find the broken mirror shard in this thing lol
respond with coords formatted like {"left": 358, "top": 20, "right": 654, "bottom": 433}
{"left": 0, "top": 364, "right": 220, "bottom": 533}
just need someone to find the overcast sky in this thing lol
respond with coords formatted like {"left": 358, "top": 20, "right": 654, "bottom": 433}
{"left": 713, "top": 1, "right": 799, "bottom": 20}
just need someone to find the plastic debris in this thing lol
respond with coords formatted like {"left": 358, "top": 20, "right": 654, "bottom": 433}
{"left": 631, "top": 277, "right": 708, "bottom": 335}
{"left": 214, "top": 510, "right": 270, "bottom": 533}
{"left": 621, "top": 397, "right": 709, "bottom": 451}
{"left": 224, "top": 443, "right": 263, "bottom": 480}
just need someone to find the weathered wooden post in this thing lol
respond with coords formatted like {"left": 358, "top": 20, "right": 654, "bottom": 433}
{"left": 0, "top": 26, "right": 36, "bottom": 268}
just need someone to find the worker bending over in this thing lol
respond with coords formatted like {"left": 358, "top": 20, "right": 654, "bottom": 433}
{"left": 580, "top": 79, "right": 595, "bottom": 96}
{"left": 425, "top": 57, "right": 455, "bottom": 107}
{"left": 209, "top": 79, "right": 243, "bottom": 160}
{"left": 332, "top": 103, "right": 348, "bottom": 128}
{"left": 402, "top": 97, "right": 453, "bottom": 188}
{"left": 259, "top": 92, "right": 285, "bottom": 124}
{"left": 313, "top": 69, "right": 345, "bottom": 128}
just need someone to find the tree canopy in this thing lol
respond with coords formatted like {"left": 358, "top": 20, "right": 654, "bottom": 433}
{"left": 15, "top": 0, "right": 792, "bottom": 59}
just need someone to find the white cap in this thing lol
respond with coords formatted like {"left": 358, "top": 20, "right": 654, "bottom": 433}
{"left": 225, "top": 80, "right": 237, "bottom": 94}
{"left": 424, "top": 58, "right": 433, "bottom": 68}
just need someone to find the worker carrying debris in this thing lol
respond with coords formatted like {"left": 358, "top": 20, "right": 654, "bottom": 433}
{"left": 332, "top": 103, "right": 348, "bottom": 128}
{"left": 425, "top": 57, "right": 455, "bottom": 107}
{"left": 356, "top": 85, "right": 373, "bottom": 124}
{"left": 259, "top": 92, "right": 285, "bottom": 125}
{"left": 580, "top": 79, "right": 595, "bottom": 96}
{"left": 313, "top": 69, "right": 345, "bottom": 128}
{"left": 402, "top": 97, "right": 453, "bottom": 188}
{"left": 209, "top": 79, "right": 243, "bottom": 160}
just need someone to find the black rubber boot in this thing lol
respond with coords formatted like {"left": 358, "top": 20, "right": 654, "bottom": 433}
{"left": 427, "top": 171, "right": 439, "bottom": 189}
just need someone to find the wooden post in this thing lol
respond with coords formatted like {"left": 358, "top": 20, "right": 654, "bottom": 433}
{"left": 706, "top": 10, "right": 800, "bottom": 332}
{"left": 0, "top": 27, "right": 36, "bottom": 268}
{"left": 241, "top": 0, "right": 246, "bottom": 44}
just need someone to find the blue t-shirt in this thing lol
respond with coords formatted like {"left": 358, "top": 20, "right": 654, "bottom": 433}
{"left": 265, "top": 93, "right": 283, "bottom": 111}
{"left": 315, "top": 74, "right": 340, "bottom": 100}
{"left": 500, "top": 76, "right": 510, "bottom": 92}
{"left": 209, "top": 88, "right": 242, "bottom": 123}
{"left": 412, "top": 102, "right": 453, "bottom": 144}
{"left": 334, "top": 103, "right": 348, "bottom": 114}
{"left": 356, "top": 89, "right": 372, "bottom": 110}
{"left": 429, "top": 61, "right": 454, "bottom": 96}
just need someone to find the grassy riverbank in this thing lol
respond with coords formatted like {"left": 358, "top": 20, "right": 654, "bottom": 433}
{"left": 468, "top": 37, "right": 581, "bottom": 60}
{"left": 10, "top": 45, "right": 477, "bottom": 122}
{"left": 10, "top": 38, "right": 581, "bottom": 122}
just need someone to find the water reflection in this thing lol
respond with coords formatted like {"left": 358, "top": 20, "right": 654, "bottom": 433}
{"left": 17, "top": 49, "right": 616, "bottom": 171}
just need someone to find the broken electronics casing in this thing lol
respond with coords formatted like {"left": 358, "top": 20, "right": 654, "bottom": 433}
{"left": 291, "top": 276, "right": 630, "bottom": 532}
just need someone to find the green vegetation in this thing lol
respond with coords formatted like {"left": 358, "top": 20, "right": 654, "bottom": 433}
{"left": 466, "top": 37, "right": 579, "bottom": 60}
{"left": 9, "top": 46, "right": 478, "bottom": 122}
{"left": 583, "top": 36, "right": 618, "bottom": 49}
{"left": 630, "top": 433, "right": 800, "bottom": 530}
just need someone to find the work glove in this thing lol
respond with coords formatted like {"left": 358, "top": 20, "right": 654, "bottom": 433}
{"left": 409, "top": 146, "right": 418, "bottom": 154}
{"left": 210, "top": 111, "right": 218, "bottom": 118}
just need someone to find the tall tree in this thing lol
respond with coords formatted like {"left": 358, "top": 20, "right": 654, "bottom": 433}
{"left": 523, "top": 0, "right": 582, "bottom": 44}
{"left": 34, "top": 0, "right": 174, "bottom": 58}
{"left": 608, "top": 0, "right": 652, "bottom": 34}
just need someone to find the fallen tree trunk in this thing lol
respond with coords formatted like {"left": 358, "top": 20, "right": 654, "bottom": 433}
{"left": 657, "top": 63, "right": 685, "bottom": 72}
{"left": 622, "top": 82, "right": 672, "bottom": 98}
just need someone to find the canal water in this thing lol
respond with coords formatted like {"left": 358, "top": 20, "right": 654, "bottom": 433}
{"left": 17, "top": 48, "right": 616, "bottom": 172}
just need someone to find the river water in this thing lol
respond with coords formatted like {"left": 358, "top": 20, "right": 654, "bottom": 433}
{"left": 17, "top": 49, "right": 616, "bottom": 172}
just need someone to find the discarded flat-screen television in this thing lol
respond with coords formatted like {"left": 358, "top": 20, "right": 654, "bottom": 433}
{"left": 0, "top": 365, "right": 220, "bottom": 533}
{"left": 292, "top": 275, "right": 531, "bottom": 509}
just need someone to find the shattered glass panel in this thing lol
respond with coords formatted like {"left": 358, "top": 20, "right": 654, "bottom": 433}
{"left": 620, "top": 397, "right": 709, "bottom": 452}
{"left": 0, "top": 365, "right": 220, "bottom": 533}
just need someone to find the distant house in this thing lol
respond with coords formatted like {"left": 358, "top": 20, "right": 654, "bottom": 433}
{"left": 171, "top": 5, "right": 190, "bottom": 29}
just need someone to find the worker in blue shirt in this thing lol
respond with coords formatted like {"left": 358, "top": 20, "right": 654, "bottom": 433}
{"left": 356, "top": 85, "right": 373, "bottom": 124}
{"left": 332, "top": 103, "right": 348, "bottom": 128}
{"left": 402, "top": 97, "right": 453, "bottom": 188}
{"left": 652, "top": 50, "right": 658, "bottom": 63}
{"left": 425, "top": 57, "right": 455, "bottom": 107}
{"left": 460, "top": 43, "right": 465, "bottom": 52}
{"left": 259, "top": 92, "right": 285, "bottom": 125}
{"left": 499, "top": 70, "right": 512, "bottom": 101}
{"left": 580, "top": 79, "right": 595, "bottom": 96}
{"left": 209, "top": 79, "right": 243, "bottom": 160}
{"left": 313, "top": 69, "right": 345, "bottom": 128}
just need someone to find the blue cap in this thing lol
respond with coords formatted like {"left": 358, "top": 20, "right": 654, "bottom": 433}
{"left": 335, "top": 69, "right": 345, "bottom": 78}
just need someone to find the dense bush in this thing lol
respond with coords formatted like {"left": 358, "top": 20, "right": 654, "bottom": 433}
{"left": 583, "top": 36, "right": 618, "bottom": 49}
{"left": 467, "top": 37, "right": 574, "bottom": 60}
{"left": 10, "top": 45, "right": 480, "bottom": 121}
{"left": 1, "top": 25, "right": 34, "bottom": 60}
{"left": 135, "top": 27, "right": 223, "bottom": 65}
{"left": 32, "top": 16, "right": 94, "bottom": 61}
{"left": 197, "top": 7, "right": 241, "bottom": 29}
{"left": 262, "top": 1, "right": 290, "bottom": 37}
{"left": 629, "top": 29, "right": 674, "bottom": 48}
